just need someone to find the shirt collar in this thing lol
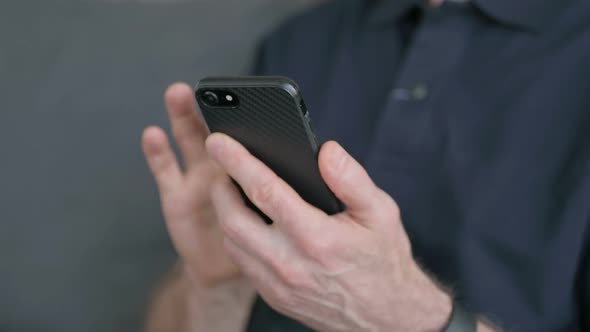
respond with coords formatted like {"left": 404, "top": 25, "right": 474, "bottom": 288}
{"left": 367, "top": 0, "right": 571, "bottom": 31}
{"left": 366, "top": 0, "right": 421, "bottom": 26}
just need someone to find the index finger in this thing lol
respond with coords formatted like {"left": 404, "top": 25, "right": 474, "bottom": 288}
{"left": 165, "top": 83, "right": 209, "bottom": 168}
{"left": 205, "top": 133, "right": 326, "bottom": 235}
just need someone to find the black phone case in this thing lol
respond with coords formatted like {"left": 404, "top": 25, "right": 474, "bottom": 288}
{"left": 195, "top": 76, "right": 343, "bottom": 216}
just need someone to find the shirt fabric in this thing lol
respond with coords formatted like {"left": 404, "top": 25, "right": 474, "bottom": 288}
{"left": 245, "top": 0, "right": 590, "bottom": 331}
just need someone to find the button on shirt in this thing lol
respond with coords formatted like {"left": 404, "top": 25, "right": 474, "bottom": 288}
{"left": 247, "top": 0, "right": 590, "bottom": 331}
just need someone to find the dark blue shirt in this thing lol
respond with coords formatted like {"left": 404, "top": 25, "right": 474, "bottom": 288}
{"left": 247, "top": 0, "right": 590, "bottom": 331}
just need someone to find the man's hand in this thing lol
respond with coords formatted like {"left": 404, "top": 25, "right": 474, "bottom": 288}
{"left": 205, "top": 133, "right": 453, "bottom": 332}
{"left": 142, "top": 83, "right": 254, "bottom": 332}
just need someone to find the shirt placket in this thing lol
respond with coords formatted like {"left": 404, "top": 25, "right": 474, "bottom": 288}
{"left": 365, "top": 3, "right": 471, "bottom": 173}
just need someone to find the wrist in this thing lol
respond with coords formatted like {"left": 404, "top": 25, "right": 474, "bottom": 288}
{"left": 146, "top": 262, "right": 255, "bottom": 332}
{"left": 187, "top": 277, "right": 256, "bottom": 313}
{"left": 407, "top": 262, "right": 453, "bottom": 332}
{"left": 184, "top": 266, "right": 256, "bottom": 332}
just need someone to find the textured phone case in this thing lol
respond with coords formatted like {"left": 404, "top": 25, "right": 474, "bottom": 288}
{"left": 196, "top": 76, "right": 343, "bottom": 216}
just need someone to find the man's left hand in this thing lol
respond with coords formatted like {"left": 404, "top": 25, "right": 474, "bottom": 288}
{"left": 206, "top": 133, "right": 453, "bottom": 332}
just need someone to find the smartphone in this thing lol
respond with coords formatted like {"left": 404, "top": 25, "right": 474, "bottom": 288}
{"left": 195, "top": 76, "right": 343, "bottom": 218}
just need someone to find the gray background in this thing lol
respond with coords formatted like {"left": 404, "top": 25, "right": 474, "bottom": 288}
{"left": 0, "top": 1, "right": 312, "bottom": 331}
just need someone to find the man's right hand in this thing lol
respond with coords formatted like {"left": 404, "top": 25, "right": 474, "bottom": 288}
{"left": 141, "top": 83, "right": 255, "bottom": 332}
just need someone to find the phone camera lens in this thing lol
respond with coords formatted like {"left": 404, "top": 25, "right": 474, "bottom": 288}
{"left": 202, "top": 91, "right": 219, "bottom": 106}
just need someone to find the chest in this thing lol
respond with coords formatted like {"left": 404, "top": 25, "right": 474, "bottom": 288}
{"left": 296, "top": 7, "right": 590, "bottom": 289}
{"left": 299, "top": 9, "right": 590, "bottom": 209}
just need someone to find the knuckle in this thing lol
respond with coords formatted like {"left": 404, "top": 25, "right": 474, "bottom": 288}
{"left": 261, "top": 251, "right": 283, "bottom": 274}
{"left": 250, "top": 178, "right": 279, "bottom": 208}
{"left": 379, "top": 191, "right": 401, "bottom": 219}
{"left": 226, "top": 148, "right": 245, "bottom": 168}
{"left": 155, "top": 173, "right": 176, "bottom": 193}
{"left": 151, "top": 155, "right": 177, "bottom": 179}
{"left": 275, "top": 264, "right": 309, "bottom": 290}
{"left": 159, "top": 164, "right": 178, "bottom": 181}
{"left": 270, "top": 285, "right": 294, "bottom": 310}
{"left": 218, "top": 212, "right": 242, "bottom": 241}
{"left": 172, "top": 129, "right": 192, "bottom": 147}
{"left": 301, "top": 236, "right": 336, "bottom": 262}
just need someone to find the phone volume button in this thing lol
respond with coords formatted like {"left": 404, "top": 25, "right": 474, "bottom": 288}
{"left": 307, "top": 117, "right": 319, "bottom": 144}
{"left": 299, "top": 99, "right": 309, "bottom": 117}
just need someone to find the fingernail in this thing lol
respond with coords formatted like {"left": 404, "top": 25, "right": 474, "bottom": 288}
{"left": 331, "top": 143, "right": 347, "bottom": 171}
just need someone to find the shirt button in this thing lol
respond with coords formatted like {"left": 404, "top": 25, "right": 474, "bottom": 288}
{"left": 412, "top": 83, "right": 429, "bottom": 100}
{"left": 392, "top": 83, "right": 430, "bottom": 101}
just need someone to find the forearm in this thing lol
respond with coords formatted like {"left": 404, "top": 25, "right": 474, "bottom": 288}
{"left": 145, "top": 264, "right": 255, "bottom": 332}
{"left": 410, "top": 264, "right": 501, "bottom": 332}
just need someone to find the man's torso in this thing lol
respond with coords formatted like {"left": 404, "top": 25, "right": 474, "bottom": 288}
{"left": 248, "top": 0, "right": 590, "bottom": 330}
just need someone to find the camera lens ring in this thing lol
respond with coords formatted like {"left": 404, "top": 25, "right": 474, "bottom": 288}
{"left": 202, "top": 91, "right": 220, "bottom": 106}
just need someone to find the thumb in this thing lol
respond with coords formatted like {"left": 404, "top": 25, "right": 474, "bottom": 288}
{"left": 319, "top": 141, "right": 399, "bottom": 226}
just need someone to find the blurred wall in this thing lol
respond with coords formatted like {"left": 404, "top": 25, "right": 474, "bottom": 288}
{"left": 0, "top": 1, "right": 314, "bottom": 331}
